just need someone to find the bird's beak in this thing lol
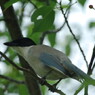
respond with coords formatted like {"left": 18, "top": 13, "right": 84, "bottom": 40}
{"left": 4, "top": 42, "right": 16, "bottom": 46}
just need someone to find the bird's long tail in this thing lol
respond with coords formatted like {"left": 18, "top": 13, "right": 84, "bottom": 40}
{"left": 64, "top": 61, "right": 95, "bottom": 86}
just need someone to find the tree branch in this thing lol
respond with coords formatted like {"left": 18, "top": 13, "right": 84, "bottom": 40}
{"left": 0, "top": 47, "right": 8, "bottom": 61}
{"left": 0, "top": 74, "right": 25, "bottom": 84}
{"left": 85, "top": 45, "right": 95, "bottom": 95}
{"left": 88, "top": 45, "right": 95, "bottom": 75}
{"left": 59, "top": 2, "right": 90, "bottom": 94}
{"left": 28, "top": 0, "right": 38, "bottom": 9}
{"left": 40, "top": 23, "right": 65, "bottom": 44}
{"left": 59, "top": 1, "right": 89, "bottom": 68}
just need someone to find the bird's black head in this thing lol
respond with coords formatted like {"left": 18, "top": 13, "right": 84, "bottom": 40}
{"left": 4, "top": 38, "right": 36, "bottom": 47}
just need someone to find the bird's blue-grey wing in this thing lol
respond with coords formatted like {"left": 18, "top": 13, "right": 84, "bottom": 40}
{"left": 39, "top": 53, "right": 95, "bottom": 85}
{"left": 39, "top": 53, "right": 76, "bottom": 78}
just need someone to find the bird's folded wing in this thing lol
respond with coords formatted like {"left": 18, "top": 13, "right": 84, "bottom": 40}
{"left": 39, "top": 53, "right": 72, "bottom": 77}
{"left": 39, "top": 53, "right": 95, "bottom": 85}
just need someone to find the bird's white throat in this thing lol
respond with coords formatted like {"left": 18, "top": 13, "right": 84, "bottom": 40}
{"left": 12, "top": 46, "right": 32, "bottom": 58}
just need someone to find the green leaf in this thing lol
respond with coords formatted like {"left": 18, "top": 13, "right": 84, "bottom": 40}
{"left": 30, "top": 32, "right": 42, "bottom": 44}
{"left": 41, "top": 85, "right": 47, "bottom": 95}
{"left": 0, "top": 88, "right": 4, "bottom": 95}
{"left": 31, "top": 6, "right": 55, "bottom": 33}
{"left": 74, "top": 84, "right": 84, "bottom": 95}
{"left": 4, "top": 0, "right": 20, "bottom": 9}
{"left": 26, "top": 24, "right": 34, "bottom": 37}
{"left": 48, "top": 33, "right": 56, "bottom": 47}
{"left": 89, "top": 21, "right": 95, "bottom": 28}
{"left": 65, "top": 35, "right": 73, "bottom": 56}
{"left": 31, "top": 0, "right": 56, "bottom": 9}
{"left": 78, "top": 0, "right": 86, "bottom": 6}
{"left": 61, "top": 4, "right": 69, "bottom": 9}
{"left": 4, "top": 0, "right": 27, "bottom": 9}
{"left": 0, "top": 31, "right": 10, "bottom": 37}
{"left": 19, "top": 85, "right": 29, "bottom": 95}
{"left": 0, "top": 32, "right": 5, "bottom": 36}
{"left": 8, "top": 83, "right": 19, "bottom": 93}
{"left": 65, "top": 44, "right": 71, "bottom": 56}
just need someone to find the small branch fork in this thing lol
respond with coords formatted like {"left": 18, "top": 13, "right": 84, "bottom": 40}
{"left": 0, "top": 51, "right": 66, "bottom": 95}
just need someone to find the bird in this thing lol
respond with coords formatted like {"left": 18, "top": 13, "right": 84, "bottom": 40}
{"left": 4, "top": 37, "right": 95, "bottom": 86}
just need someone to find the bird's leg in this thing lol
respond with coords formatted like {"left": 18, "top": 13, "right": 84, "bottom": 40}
{"left": 43, "top": 70, "right": 53, "bottom": 79}
{"left": 52, "top": 78, "right": 62, "bottom": 87}
{"left": 39, "top": 70, "right": 53, "bottom": 85}
{"left": 48, "top": 78, "right": 62, "bottom": 91}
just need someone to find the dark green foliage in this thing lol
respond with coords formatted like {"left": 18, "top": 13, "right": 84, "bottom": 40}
{"left": 48, "top": 33, "right": 56, "bottom": 47}
{"left": 4, "top": 0, "right": 21, "bottom": 9}
{"left": 89, "top": 21, "right": 95, "bottom": 29}
{"left": 19, "top": 85, "right": 29, "bottom": 95}
{"left": 31, "top": 6, "right": 55, "bottom": 33}
{"left": 78, "top": 0, "right": 86, "bottom": 6}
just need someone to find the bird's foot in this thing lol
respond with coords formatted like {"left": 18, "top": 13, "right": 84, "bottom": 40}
{"left": 39, "top": 77, "right": 46, "bottom": 85}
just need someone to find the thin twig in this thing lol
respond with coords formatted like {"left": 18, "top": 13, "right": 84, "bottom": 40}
{"left": 19, "top": 2, "right": 26, "bottom": 25}
{"left": 65, "top": 1, "right": 77, "bottom": 15}
{"left": 88, "top": 45, "right": 95, "bottom": 75}
{"left": 59, "top": 2, "right": 93, "bottom": 95}
{"left": 28, "top": 0, "right": 38, "bottom": 9}
{"left": 84, "top": 45, "right": 95, "bottom": 94}
{"left": 0, "top": 47, "right": 9, "bottom": 61}
{"left": 40, "top": 23, "right": 65, "bottom": 44}
{"left": 40, "top": 21, "right": 66, "bottom": 44}
{"left": 92, "top": 62, "right": 95, "bottom": 71}
{"left": 0, "top": 74, "right": 25, "bottom": 84}
{"left": 59, "top": 1, "right": 89, "bottom": 68}
{"left": 74, "top": 83, "right": 84, "bottom": 95}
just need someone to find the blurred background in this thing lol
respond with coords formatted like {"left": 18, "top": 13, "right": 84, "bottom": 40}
{"left": 0, "top": 0, "right": 95, "bottom": 95}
